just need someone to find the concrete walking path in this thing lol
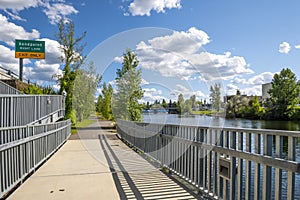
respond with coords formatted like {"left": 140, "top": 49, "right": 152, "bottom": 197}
{"left": 8, "top": 119, "right": 199, "bottom": 200}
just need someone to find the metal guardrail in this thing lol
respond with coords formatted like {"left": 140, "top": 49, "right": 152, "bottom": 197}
{"left": 0, "top": 95, "right": 65, "bottom": 127}
{"left": 0, "top": 119, "right": 71, "bottom": 198}
{"left": 0, "top": 81, "right": 23, "bottom": 95}
{"left": 117, "top": 120, "right": 300, "bottom": 200}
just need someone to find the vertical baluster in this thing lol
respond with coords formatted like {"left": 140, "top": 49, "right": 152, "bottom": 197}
{"left": 287, "top": 136, "right": 295, "bottom": 200}
{"left": 237, "top": 131, "right": 244, "bottom": 200}
{"left": 213, "top": 129, "right": 219, "bottom": 198}
{"left": 275, "top": 135, "right": 282, "bottom": 200}
{"left": 263, "top": 134, "right": 272, "bottom": 200}
{"left": 230, "top": 131, "right": 237, "bottom": 200}
{"left": 254, "top": 133, "right": 261, "bottom": 200}
{"left": 207, "top": 128, "right": 211, "bottom": 194}
{"left": 245, "top": 132, "right": 252, "bottom": 200}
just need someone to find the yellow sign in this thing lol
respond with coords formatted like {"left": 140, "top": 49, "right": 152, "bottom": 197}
{"left": 15, "top": 52, "right": 45, "bottom": 59}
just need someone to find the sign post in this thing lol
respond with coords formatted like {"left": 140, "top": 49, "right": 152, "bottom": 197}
{"left": 15, "top": 39, "right": 45, "bottom": 81}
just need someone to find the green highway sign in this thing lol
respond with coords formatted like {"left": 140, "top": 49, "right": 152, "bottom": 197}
{"left": 15, "top": 39, "right": 45, "bottom": 59}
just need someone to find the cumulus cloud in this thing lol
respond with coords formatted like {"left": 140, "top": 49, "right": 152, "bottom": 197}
{"left": 170, "top": 84, "right": 207, "bottom": 100}
{"left": 0, "top": 14, "right": 40, "bottom": 46}
{"left": 25, "top": 60, "right": 62, "bottom": 82}
{"left": 242, "top": 85, "right": 262, "bottom": 96}
{"left": 136, "top": 27, "right": 253, "bottom": 81}
{"left": 279, "top": 42, "right": 291, "bottom": 54}
{"left": 0, "top": 0, "right": 78, "bottom": 24}
{"left": 42, "top": 2, "right": 78, "bottom": 25}
{"left": 38, "top": 38, "right": 62, "bottom": 64}
{"left": 0, "top": 44, "right": 23, "bottom": 73}
{"left": 295, "top": 45, "right": 300, "bottom": 49}
{"left": 0, "top": 0, "right": 39, "bottom": 12}
{"left": 226, "top": 83, "right": 239, "bottom": 95}
{"left": 142, "top": 87, "right": 167, "bottom": 102}
{"left": 232, "top": 72, "right": 275, "bottom": 86}
{"left": 128, "top": 0, "right": 182, "bottom": 16}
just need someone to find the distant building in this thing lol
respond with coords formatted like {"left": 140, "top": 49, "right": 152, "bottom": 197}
{"left": 262, "top": 83, "right": 272, "bottom": 101}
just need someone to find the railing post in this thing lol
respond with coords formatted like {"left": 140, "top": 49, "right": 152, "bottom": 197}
{"left": 230, "top": 131, "right": 237, "bottom": 200}
{"left": 263, "top": 134, "right": 272, "bottom": 200}
{"left": 254, "top": 133, "right": 261, "bottom": 199}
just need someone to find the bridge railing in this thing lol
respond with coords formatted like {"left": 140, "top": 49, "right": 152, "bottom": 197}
{"left": 0, "top": 81, "right": 23, "bottom": 95}
{"left": 0, "top": 119, "right": 71, "bottom": 198}
{"left": 117, "top": 120, "right": 300, "bottom": 200}
{"left": 0, "top": 94, "right": 65, "bottom": 127}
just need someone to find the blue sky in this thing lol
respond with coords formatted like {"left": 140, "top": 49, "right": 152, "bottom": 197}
{"left": 0, "top": 0, "right": 300, "bottom": 103}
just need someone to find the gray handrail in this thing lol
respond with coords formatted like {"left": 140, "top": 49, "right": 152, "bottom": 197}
{"left": 0, "top": 81, "right": 23, "bottom": 95}
{"left": 117, "top": 120, "right": 300, "bottom": 200}
{"left": 0, "top": 119, "right": 71, "bottom": 198}
{"left": 0, "top": 95, "right": 65, "bottom": 127}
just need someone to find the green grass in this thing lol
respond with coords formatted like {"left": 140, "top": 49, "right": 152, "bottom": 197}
{"left": 192, "top": 110, "right": 224, "bottom": 115}
{"left": 71, "top": 119, "right": 95, "bottom": 134}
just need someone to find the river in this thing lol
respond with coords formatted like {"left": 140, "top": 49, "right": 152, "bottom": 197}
{"left": 143, "top": 113, "right": 300, "bottom": 131}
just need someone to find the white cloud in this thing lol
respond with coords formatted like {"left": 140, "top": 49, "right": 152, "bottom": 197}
{"left": 170, "top": 84, "right": 207, "bottom": 100}
{"left": 248, "top": 72, "right": 274, "bottom": 85}
{"left": 38, "top": 38, "right": 62, "bottom": 64}
{"left": 0, "top": 0, "right": 78, "bottom": 24}
{"left": 226, "top": 83, "right": 239, "bottom": 95}
{"left": 232, "top": 72, "right": 275, "bottom": 86}
{"left": 0, "top": 0, "right": 39, "bottom": 11}
{"left": 142, "top": 87, "right": 167, "bottom": 102}
{"left": 0, "top": 14, "right": 40, "bottom": 46}
{"left": 295, "top": 45, "right": 300, "bottom": 49}
{"left": 25, "top": 60, "right": 62, "bottom": 82}
{"left": 42, "top": 3, "right": 78, "bottom": 25}
{"left": 128, "top": 0, "right": 182, "bottom": 16}
{"left": 136, "top": 28, "right": 253, "bottom": 81}
{"left": 279, "top": 42, "right": 291, "bottom": 54}
{"left": 0, "top": 45, "right": 21, "bottom": 73}
{"left": 242, "top": 85, "right": 262, "bottom": 96}
{"left": 114, "top": 56, "right": 123, "bottom": 63}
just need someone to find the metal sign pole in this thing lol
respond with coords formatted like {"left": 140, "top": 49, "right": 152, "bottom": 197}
{"left": 19, "top": 58, "right": 23, "bottom": 81}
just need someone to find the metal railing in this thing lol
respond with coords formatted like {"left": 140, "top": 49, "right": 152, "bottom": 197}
{"left": 117, "top": 120, "right": 300, "bottom": 200}
{"left": 0, "top": 119, "right": 71, "bottom": 198}
{"left": 0, "top": 95, "right": 65, "bottom": 127}
{"left": 0, "top": 81, "right": 23, "bottom": 95}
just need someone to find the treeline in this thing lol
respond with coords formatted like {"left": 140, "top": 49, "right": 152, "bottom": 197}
{"left": 225, "top": 68, "right": 300, "bottom": 120}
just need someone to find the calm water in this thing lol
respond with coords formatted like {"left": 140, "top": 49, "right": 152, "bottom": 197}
{"left": 143, "top": 113, "right": 300, "bottom": 199}
{"left": 143, "top": 113, "right": 300, "bottom": 131}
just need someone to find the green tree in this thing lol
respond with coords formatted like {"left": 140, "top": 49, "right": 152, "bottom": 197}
{"left": 73, "top": 62, "right": 101, "bottom": 122}
{"left": 267, "top": 68, "right": 300, "bottom": 119}
{"left": 113, "top": 49, "right": 143, "bottom": 121}
{"left": 177, "top": 94, "right": 184, "bottom": 114}
{"left": 182, "top": 99, "right": 192, "bottom": 114}
{"left": 190, "top": 95, "right": 196, "bottom": 110}
{"left": 226, "top": 91, "right": 249, "bottom": 118}
{"left": 98, "top": 82, "right": 114, "bottom": 120}
{"left": 210, "top": 83, "right": 222, "bottom": 111}
{"left": 246, "top": 96, "right": 265, "bottom": 119}
{"left": 54, "top": 19, "right": 86, "bottom": 123}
